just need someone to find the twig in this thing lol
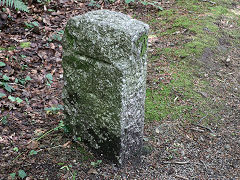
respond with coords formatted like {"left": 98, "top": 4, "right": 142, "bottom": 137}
{"left": 198, "top": 114, "right": 208, "bottom": 123}
{"left": 35, "top": 128, "right": 55, "bottom": 141}
{"left": 37, "top": 145, "right": 63, "bottom": 152}
{"left": 27, "top": 125, "right": 60, "bottom": 146}
{"left": 200, "top": 160, "right": 208, "bottom": 170}
{"left": 175, "top": 175, "right": 189, "bottom": 180}
{"left": 12, "top": 126, "right": 61, "bottom": 163}
{"left": 8, "top": 82, "right": 25, "bottom": 88}
{"left": 199, "top": 0, "right": 216, "bottom": 5}
{"left": 193, "top": 124, "right": 214, "bottom": 133}
{"left": 12, "top": 152, "right": 24, "bottom": 162}
{"left": 190, "top": 127, "right": 205, "bottom": 132}
{"left": 162, "top": 160, "right": 190, "bottom": 165}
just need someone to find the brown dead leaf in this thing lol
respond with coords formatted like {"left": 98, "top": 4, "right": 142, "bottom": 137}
{"left": 88, "top": 168, "right": 98, "bottom": 175}
{"left": 0, "top": 88, "right": 7, "bottom": 98}
{"left": 62, "top": 141, "right": 72, "bottom": 148}
{"left": 31, "top": 69, "right": 37, "bottom": 74}
{"left": 34, "top": 128, "right": 46, "bottom": 136}
{"left": 49, "top": 43, "right": 55, "bottom": 49}
{"left": 43, "top": 17, "right": 51, "bottom": 26}
{"left": 37, "top": 49, "right": 48, "bottom": 60}
{"left": 27, "top": 140, "right": 39, "bottom": 149}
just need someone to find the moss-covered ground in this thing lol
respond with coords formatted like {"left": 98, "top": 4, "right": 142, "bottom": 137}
{"left": 144, "top": 0, "right": 240, "bottom": 126}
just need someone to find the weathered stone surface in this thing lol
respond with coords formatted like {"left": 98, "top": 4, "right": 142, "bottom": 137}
{"left": 62, "top": 10, "right": 149, "bottom": 165}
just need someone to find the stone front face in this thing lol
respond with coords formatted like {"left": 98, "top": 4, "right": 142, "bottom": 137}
{"left": 62, "top": 10, "right": 149, "bottom": 165}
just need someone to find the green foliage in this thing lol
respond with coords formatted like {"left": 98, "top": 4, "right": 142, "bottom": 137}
{"left": 137, "top": 34, "right": 148, "bottom": 57}
{"left": 46, "top": 73, "right": 53, "bottom": 86}
{"left": 125, "top": 0, "right": 134, "bottom": 3}
{"left": 44, "top": 104, "right": 63, "bottom": 114}
{"left": 0, "top": 62, "right": 6, "bottom": 67}
{"left": 8, "top": 95, "right": 23, "bottom": 103}
{"left": 48, "top": 30, "right": 64, "bottom": 42}
{"left": 18, "top": 170, "right": 27, "bottom": 179}
{"left": 0, "top": 92, "right": 6, "bottom": 98}
{"left": 29, "top": 150, "right": 38, "bottom": 155}
{"left": 87, "top": 0, "right": 100, "bottom": 8}
{"left": 15, "top": 76, "right": 32, "bottom": 85}
{"left": 60, "top": 164, "right": 77, "bottom": 180}
{"left": 0, "top": 0, "right": 29, "bottom": 12}
{"left": 140, "top": 1, "right": 163, "bottom": 10}
{"left": 3, "top": 74, "right": 9, "bottom": 81}
{"left": 54, "top": 120, "right": 65, "bottom": 131}
{"left": 0, "top": 81, "right": 15, "bottom": 92}
{"left": 20, "top": 42, "right": 31, "bottom": 48}
{"left": 87, "top": 0, "right": 163, "bottom": 10}
{"left": 91, "top": 160, "right": 102, "bottom": 167}
{"left": 9, "top": 173, "right": 16, "bottom": 179}
{"left": 37, "top": 0, "right": 51, "bottom": 5}
{"left": 24, "top": 21, "right": 39, "bottom": 29}
{"left": 1, "top": 115, "right": 8, "bottom": 125}
{"left": 13, "top": 147, "right": 19, "bottom": 152}
{"left": 0, "top": 59, "right": 32, "bottom": 105}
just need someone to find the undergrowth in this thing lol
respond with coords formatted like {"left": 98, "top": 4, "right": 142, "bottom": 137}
{"left": 0, "top": 0, "right": 29, "bottom": 12}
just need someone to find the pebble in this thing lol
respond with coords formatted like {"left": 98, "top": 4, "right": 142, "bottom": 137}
{"left": 225, "top": 144, "right": 231, "bottom": 150}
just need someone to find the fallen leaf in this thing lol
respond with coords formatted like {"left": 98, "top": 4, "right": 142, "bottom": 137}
{"left": 27, "top": 140, "right": 39, "bottom": 149}
{"left": 62, "top": 141, "right": 72, "bottom": 148}
{"left": 88, "top": 168, "right": 98, "bottom": 175}
{"left": 34, "top": 128, "right": 46, "bottom": 136}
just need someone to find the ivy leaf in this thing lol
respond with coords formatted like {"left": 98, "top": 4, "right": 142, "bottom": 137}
{"left": 46, "top": 73, "right": 53, "bottom": 85}
{"left": 0, "top": 93, "right": 6, "bottom": 98}
{"left": 4, "top": 83, "right": 15, "bottom": 92}
{"left": 18, "top": 170, "right": 27, "bottom": 179}
{"left": 15, "top": 78, "right": 19, "bottom": 83}
{"left": 3, "top": 74, "right": 10, "bottom": 81}
{"left": 1, "top": 115, "right": 8, "bottom": 125}
{"left": 32, "top": 21, "right": 39, "bottom": 27}
{"left": 0, "top": 62, "right": 6, "bottom": 67}
{"left": 148, "top": 2, "right": 163, "bottom": 10}
{"left": 25, "top": 76, "right": 32, "bottom": 81}
{"left": 29, "top": 150, "right": 38, "bottom": 155}
{"left": 20, "top": 42, "right": 31, "bottom": 48}
{"left": 19, "top": 79, "right": 26, "bottom": 85}
{"left": 16, "top": 97, "right": 23, "bottom": 103}
{"left": 9, "top": 172, "right": 16, "bottom": 179}
{"left": 46, "top": 73, "right": 53, "bottom": 81}
{"left": 25, "top": 98, "right": 29, "bottom": 104}
{"left": 13, "top": 147, "right": 19, "bottom": 152}
{"left": 8, "top": 95, "right": 16, "bottom": 102}
{"left": 140, "top": 0, "right": 148, "bottom": 5}
{"left": 125, "top": 0, "right": 135, "bottom": 3}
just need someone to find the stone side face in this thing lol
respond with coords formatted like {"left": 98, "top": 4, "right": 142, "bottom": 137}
{"left": 62, "top": 10, "right": 149, "bottom": 165}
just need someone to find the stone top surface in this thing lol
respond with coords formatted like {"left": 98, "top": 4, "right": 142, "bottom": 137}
{"left": 63, "top": 10, "right": 149, "bottom": 65}
{"left": 71, "top": 10, "right": 149, "bottom": 38}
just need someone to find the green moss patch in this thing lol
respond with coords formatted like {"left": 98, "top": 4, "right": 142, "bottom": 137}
{"left": 145, "top": 61, "right": 212, "bottom": 123}
{"left": 20, "top": 42, "right": 31, "bottom": 48}
{"left": 144, "top": 0, "right": 239, "bottom": 124}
